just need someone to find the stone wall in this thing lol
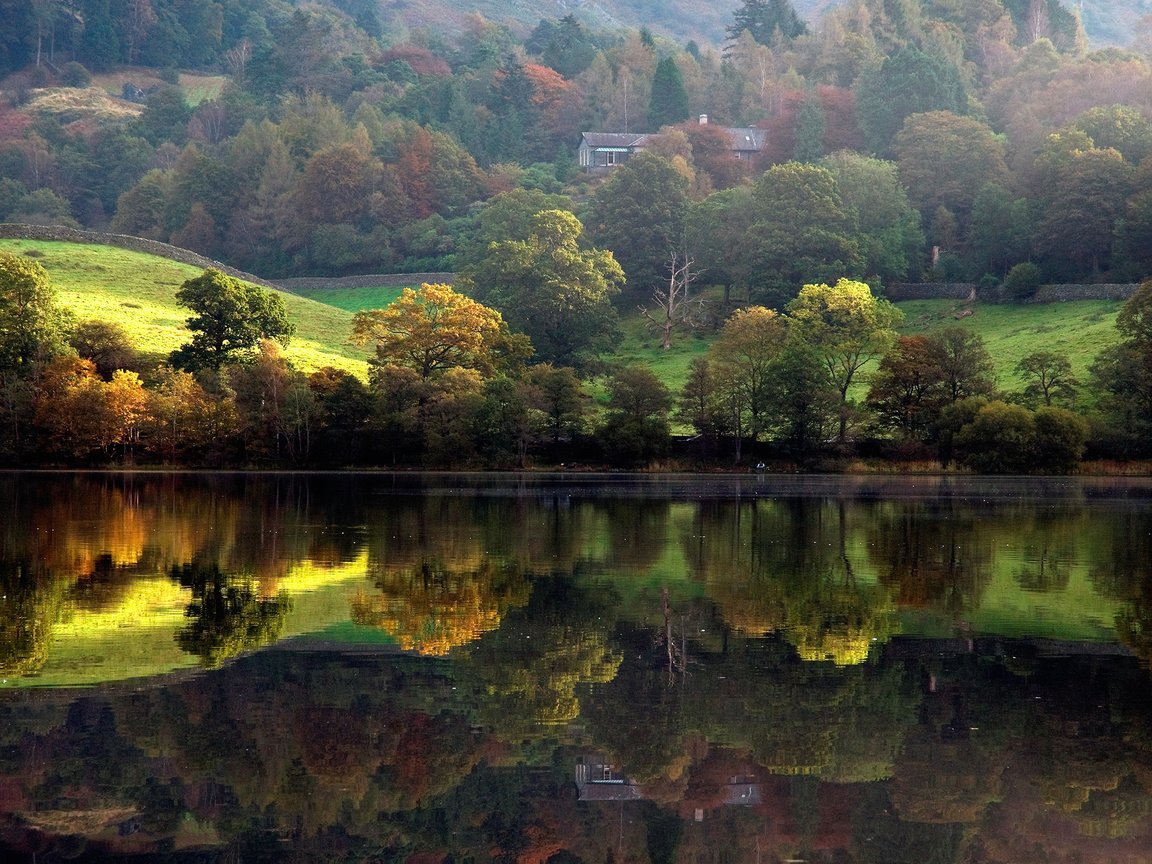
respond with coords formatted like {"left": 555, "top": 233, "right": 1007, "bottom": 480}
{"left": 273, "top": 273, "right": 455, "bottom": 292}
{"left": 0, "top": 223, "right": 279, "bottom": 287}
{"left": 883, "top": 283, "right": 977, "bottom": 301}
{"left": 1028, "top": 283, "right": 1137, "bottom": 302}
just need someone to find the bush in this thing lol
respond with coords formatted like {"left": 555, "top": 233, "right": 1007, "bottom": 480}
{"left": 955, "top": 401, "right": 1036, "bottom": 474}
{"left": 1032, "top": 406, "right": 1088, "bottom": 473}
{"left": 1003, "top": 262, "right": 1042, "bottom": 300}
{"left": 60, "top": 62, "right": 92, "bottom": 87}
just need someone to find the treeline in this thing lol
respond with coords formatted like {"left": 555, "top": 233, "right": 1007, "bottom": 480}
{"left": 4, "top": 247, "right": 1152, "bottom": 471}
{"left": 3, "top": 0, "right": 1152, "bottom": 291}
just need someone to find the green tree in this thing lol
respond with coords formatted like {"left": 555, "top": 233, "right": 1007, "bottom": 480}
{"left": 726, "top": 0, "right": 807, "bottom": 45}
{"left": 1015, "top": 351, "right": 1079, "bottom": 407}
{"left": 893, "top": 112, "right": 1011, "bottom": 241}
{"left": 588, "top": 152, "right": 689, "bottom": 299}
{"left": 787, "top": 278, "right": 903, "bottom": 440}
{"left": 170, "top": 269, "right": 294, "bottom": 373}
{"left": 738, "top": 163, "right": 863, "bottom": 306}
{"left": 1091, "top": 279, "right": 1152, "bottom": 454}
{"left": 0, "top": 251, "right": 69, "bottom": 374}
{"left": 1032, "top": 406, "right": 1088, "bottom": 473}
{"left": 822, "top": 151, "right": 924, "bottom": 284}
{"left": 648, "top": 57, "right": 690, "bottom": 129}
{"left": 596, "top": 365, "right": 672, "bottom": 466}
{"left": 955, "top": 400, "right": 1036, "bottom": 474}
{"left": 463, "top": 209, "right": 624, "bottom": 368}
{"left": 855, "top": 47, "right": 967, "bottom": 154}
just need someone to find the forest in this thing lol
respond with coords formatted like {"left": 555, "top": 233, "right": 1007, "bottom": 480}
{"left": 2, "top": 0, "right": 1152, "bottom": 469}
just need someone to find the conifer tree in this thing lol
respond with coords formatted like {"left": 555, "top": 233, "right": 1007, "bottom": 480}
{"left": 648, "top": 57, "right": 690, "bottom": 129}
{"left": 727, "top": 0, "right": 807, "bottom": 46}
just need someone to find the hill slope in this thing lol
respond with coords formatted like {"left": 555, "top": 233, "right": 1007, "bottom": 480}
{"left": 386, "top": 0, "right": 1141, "bottom": 48}
{"left": 0, "top": 239, "right": 370, "bottom": 376}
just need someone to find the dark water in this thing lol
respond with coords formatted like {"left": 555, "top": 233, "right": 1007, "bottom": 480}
{"left": 1, "top": 472, "right": 1152, "bottom": 863}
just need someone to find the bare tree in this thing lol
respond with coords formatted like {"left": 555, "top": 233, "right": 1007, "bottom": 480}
{"left": 640, "top": 252, "right": 703, "bottom": 351}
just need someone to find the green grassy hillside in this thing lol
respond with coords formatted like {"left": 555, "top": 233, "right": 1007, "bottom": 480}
{"left": 285, "top": 284, "right": 406, "bottom": 312}
{"left": 0, "top": 239, "right": 371, "bottom": 375}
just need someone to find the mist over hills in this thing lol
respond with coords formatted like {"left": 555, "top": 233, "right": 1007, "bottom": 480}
{"left": 383, "top": 0, "right": 1143, "bottom": 47}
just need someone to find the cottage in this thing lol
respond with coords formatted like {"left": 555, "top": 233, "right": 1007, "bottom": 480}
{"left": 579, "top": 115, "right": 767, "bottom": 172}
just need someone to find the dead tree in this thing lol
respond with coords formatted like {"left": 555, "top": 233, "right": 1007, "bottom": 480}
{"left": 640, "top": 252, "right": 704, "bottom": 351}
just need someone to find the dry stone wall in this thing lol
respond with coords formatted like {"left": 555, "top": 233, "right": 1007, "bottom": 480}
{"left": 0, "top": 223, "right": 278, "bottom": 287}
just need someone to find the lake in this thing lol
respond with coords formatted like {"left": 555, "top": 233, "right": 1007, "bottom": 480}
{"left": 2, "top": 471, "right": 1151, "bottom": 862}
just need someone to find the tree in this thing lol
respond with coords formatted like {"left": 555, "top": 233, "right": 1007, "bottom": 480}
{"left": 1015, "top": 351, "right": 1078, "bottom": 407}
{"left": 462, "top": 209, "right": 624, "bottom": 368}
{"left": 170, "top": 270, "right": 294, "bottom": 373}
{"left": 822, "top": 151, "right": 924, "bottom": 284}
{"left": 1032, "top": 406, "right": 1088, "bottom": 473}
{"left": 867, "top": 335, "right": 947, "bottom": 438}
{"left": 352, "top": 283, "right": 522, "bottom": 381}
{"left": 726, "top": 0, "right": 807, "bottom": 45}
{"left": 596, "top": 365, "right": 672, "bottom": 465}
{"left": 954, "top": 400, "right": 1036, "bottom": 474}
{"left": 893, "top": 112, "right": 1011, "bottom": 240}
{"left": 587, "top": 152, "right": 689, "bottom": 299}
{"left": 1091, "top": 279, "right": 1152, "bottom": 453}
{"left": 0, "top": 251, "right": 68, "bottom": 374}
{"left": 787, "top": 279, "right": 903, "bottom": 440}
{"left": 641, "top": 253, "right": 704, "bottom": 350}
{"left": 525, "top": 363, "right": 587, "bottom": 444}
{"left": 708, "top": 305, "right": 788, "bottom": 457}
{"left": 926, "top": 326, "right": 996, "bottom": 405}
{"left": 648, "top": 57, "right": 690, "bottom": 129}
{"left": 855, "top": 47, "right": 967, "bottom": 154}
{"left": 737, "top": 163, "right": 863, "bottom": 307}
{"left": 70, "top": 320, "right": 137, "bottom": 380}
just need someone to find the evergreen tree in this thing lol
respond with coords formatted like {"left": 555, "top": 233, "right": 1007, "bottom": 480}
{"left": 727, "top": 0, "right": 807, "bottom": 46}
{"left": 648, "top": 57, "right": 690, "bottom": 129}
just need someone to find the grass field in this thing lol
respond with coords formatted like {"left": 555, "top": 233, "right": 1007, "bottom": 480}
{"left": 285, "top": 285, "right": 406, "bottom": 312}
{"left": 0, "top": 239, "right": 370, "bottom": 375}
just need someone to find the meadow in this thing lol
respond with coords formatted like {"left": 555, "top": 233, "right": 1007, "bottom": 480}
{"left": 0, "top": 239, "right": 370, "bottom": 375}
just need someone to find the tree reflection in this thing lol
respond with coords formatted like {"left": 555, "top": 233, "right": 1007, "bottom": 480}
{"left": 171, "top": 561, "right": 290, "bottom": 668}
{"left": 461, "top": 577, "right": 623, "bottom": 732}
{"left": 350, "top": 558, "right": 530, "bottom": 656}
{"left": 0, "top": 559, "right": 70, "bottom": 677}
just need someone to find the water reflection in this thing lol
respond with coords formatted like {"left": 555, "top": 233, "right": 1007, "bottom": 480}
{"left": 0, "top": 473, "right": 1151, "bottom": 862}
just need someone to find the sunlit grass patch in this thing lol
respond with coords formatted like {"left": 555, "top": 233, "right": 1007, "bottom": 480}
{"left": 0, "top": 239, "right": 369, "bottom": 376}
{"left": 288, "top": 285, "right": 407, "bottom": 312}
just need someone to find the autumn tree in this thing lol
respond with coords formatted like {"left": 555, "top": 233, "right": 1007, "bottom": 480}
{"left": 70, "top": 320, "right": 137, "bottom": 379}
{"left": 462, "top": 209, "right": 624, "bottom": 368}
{"left": 352, "top": 283, "right": 523, "bottom": 381}
{"left": 787, "top": 279, "right": 903, "bottom": 440}
{"left": 170, "top": 269, "right": 294, "bottom": 373}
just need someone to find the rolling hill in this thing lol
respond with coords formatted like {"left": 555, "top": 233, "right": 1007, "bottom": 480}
{"left": 0, "top": 238, "right": 371, "bottom": 376}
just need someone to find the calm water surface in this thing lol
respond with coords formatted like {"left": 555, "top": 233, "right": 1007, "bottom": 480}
{"left": 1, "top": 472, "right": 1151, "bottom": 862}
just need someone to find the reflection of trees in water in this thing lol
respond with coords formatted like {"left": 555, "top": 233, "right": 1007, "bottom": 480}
{"left": 0, "top": 559, "right": 70, "bottom": 677}
{"left": 681, "top": 499, "right": 898, "bottom": 665}
{"left": 460, "top": 577, "right": 623, "bottom": 732}
{"left": 350, "top": 558, "right": 531, "bottom": 656}
{"left": 1085, "top": 511, "right": 1152, "bottom": 665}
{"left": 171, "top": 561, "right": 290, "bottom": 668}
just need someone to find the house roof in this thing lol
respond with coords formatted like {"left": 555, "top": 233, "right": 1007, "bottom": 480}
{"left": 580, "top": 127, "right": 766, "bottom": 153}
{"left": 725, "top": 127, "right": 767, "bottom": 152}
{"left": 580, "top": 132, "right": 651, "bottom": 149}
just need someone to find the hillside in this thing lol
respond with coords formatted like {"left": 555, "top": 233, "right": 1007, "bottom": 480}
{"left": 0, "top": 239, "right": 371, "bottom": 376}
{"left": 386, "top": 0, "right": 1138, "bottom": 48}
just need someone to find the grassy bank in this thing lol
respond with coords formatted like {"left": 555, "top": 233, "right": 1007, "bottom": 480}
{"left": 0, "top": 239, "right": 370, "bottom": 375}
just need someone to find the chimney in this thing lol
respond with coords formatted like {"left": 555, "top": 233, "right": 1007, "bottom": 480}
{"left": 698, "top": 114, "right": 708, "bottom": 125}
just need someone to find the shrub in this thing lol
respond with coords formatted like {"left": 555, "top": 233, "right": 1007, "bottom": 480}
{"left": 60, "top": 62, "right": 92, "bottom": 87}
{"left": 955, "top": 400, "right": 1036, "bottom": 474}
{"left": 1003, "top": 262, "right": 1042, "bottom": 300}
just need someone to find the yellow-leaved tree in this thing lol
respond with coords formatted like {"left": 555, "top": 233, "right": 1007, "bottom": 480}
{"left": 351, "top": 282, "right": 528, "bottom": 380}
